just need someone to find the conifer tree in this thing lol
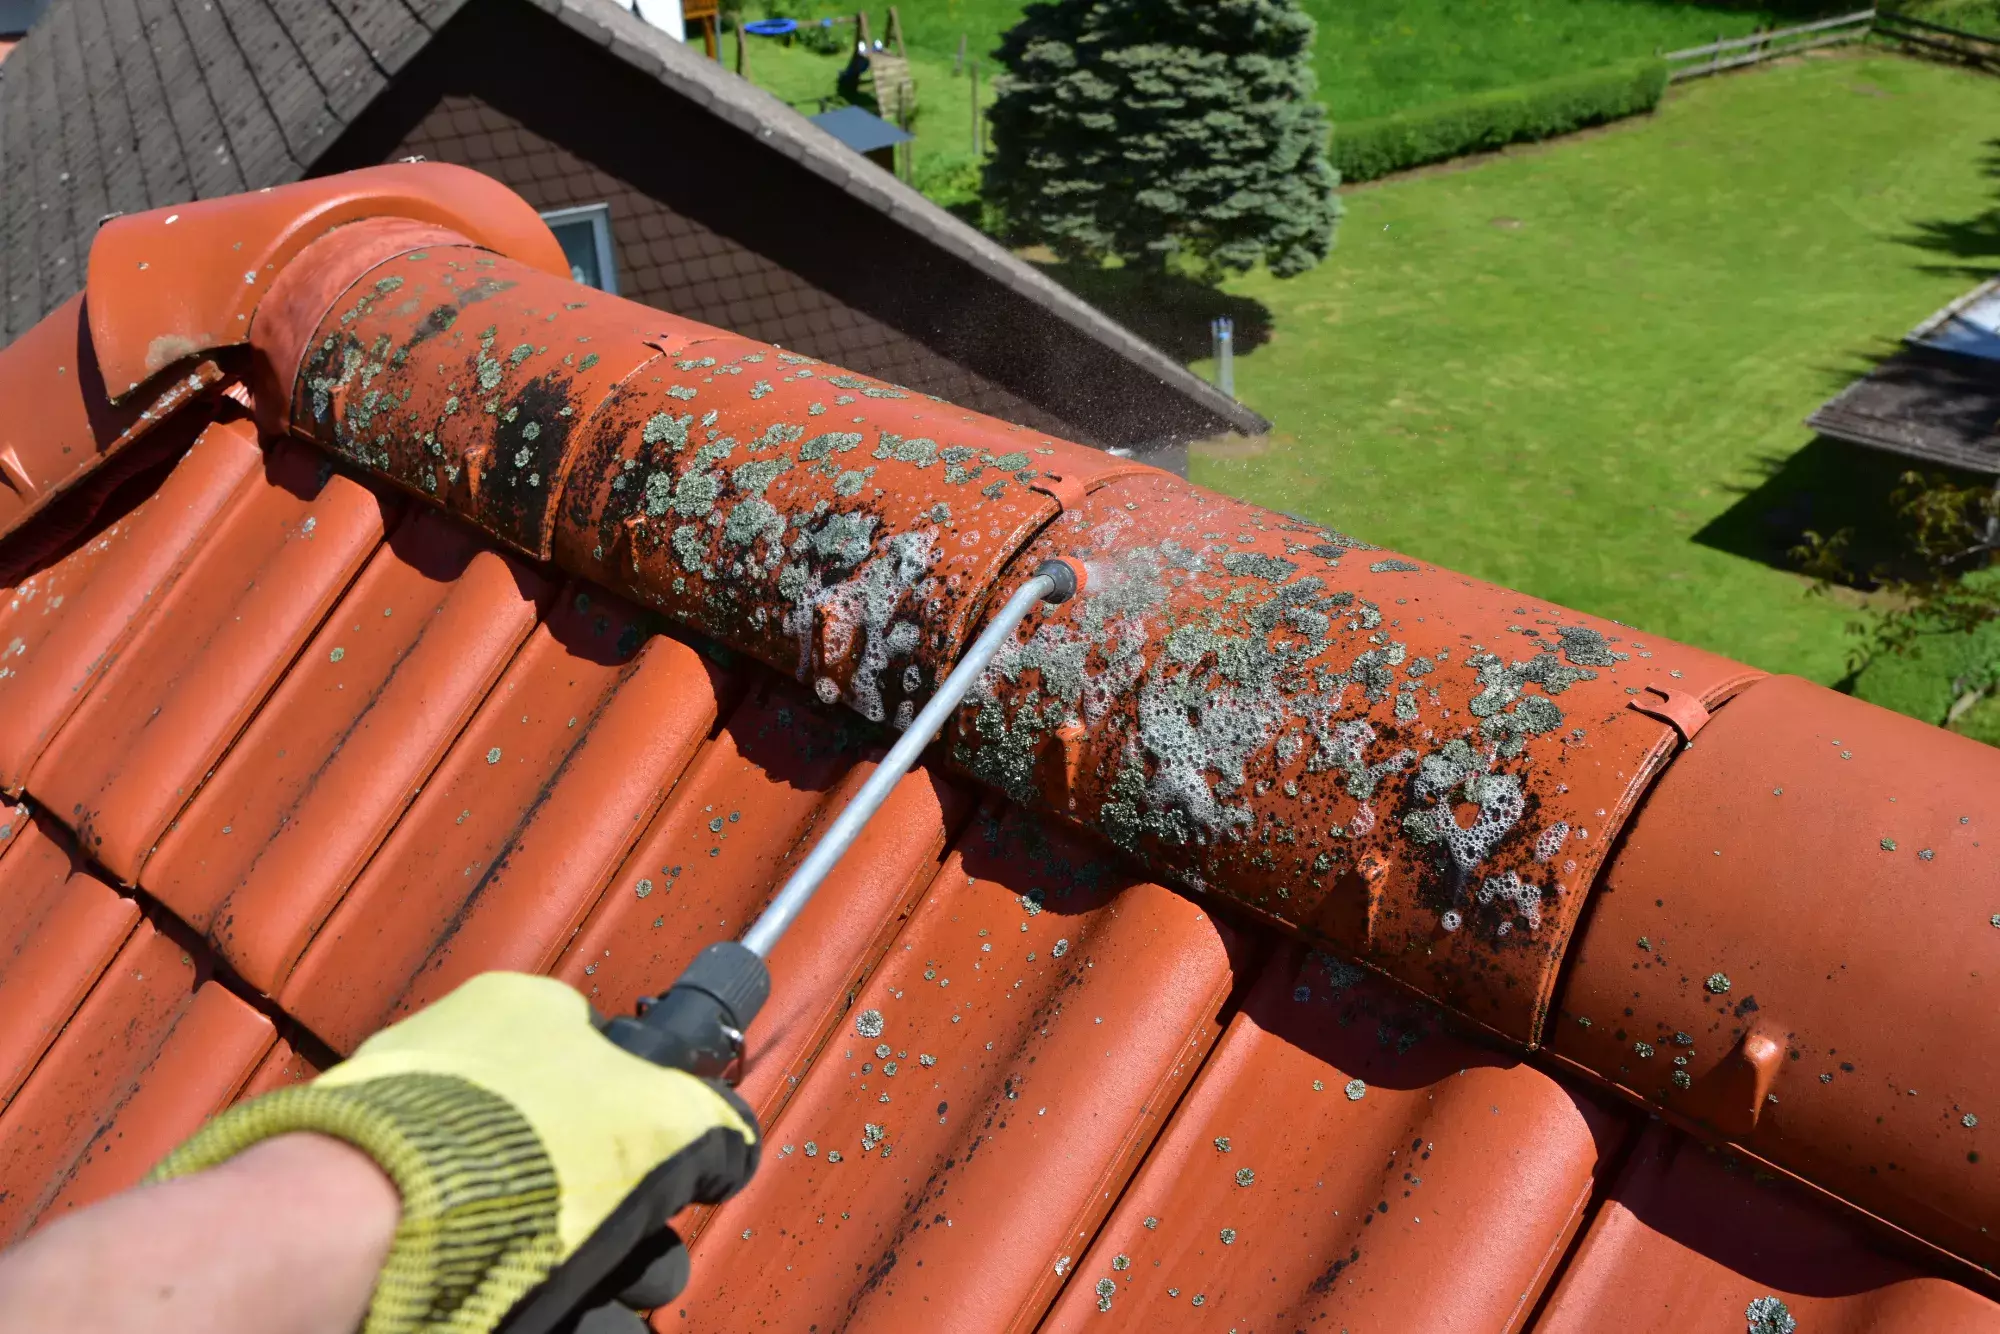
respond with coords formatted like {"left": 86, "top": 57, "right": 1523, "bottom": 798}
{"left": 985, "top": 0, "right": 1339, "bottom": 280}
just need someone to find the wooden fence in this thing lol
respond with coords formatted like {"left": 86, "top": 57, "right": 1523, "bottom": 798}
{"left": 1663, "top": 9, "right": 1876, "bottom": 80}
{"left": 1874, "top": 10, "right": 2000, "bottom": 72}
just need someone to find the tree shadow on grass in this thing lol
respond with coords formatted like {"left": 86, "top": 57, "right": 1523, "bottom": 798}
{"left": 1900, "top": 136, "right": 2000, "bottom": 284}
{"left": 1030, "top": 261, "right": 1275, "bottom": 364}
{"left": 1693, "top": 434, "right": 1914, "bottom": 576}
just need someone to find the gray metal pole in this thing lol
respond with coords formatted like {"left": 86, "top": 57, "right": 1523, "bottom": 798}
{"left": 1212, "top": 317, "right": 1235, "bottom": 399}
{"left": 739, "top": 565, "right": 1072, "bottom": 957}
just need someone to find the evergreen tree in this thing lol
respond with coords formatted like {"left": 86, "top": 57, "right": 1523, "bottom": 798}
{"left": 984, "top": 0, "right": 1339, "bottom": 281}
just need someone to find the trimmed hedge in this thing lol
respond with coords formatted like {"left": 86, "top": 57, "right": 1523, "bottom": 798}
{"left": 1332, "top": 58, "right": 1671, "bottom": 183}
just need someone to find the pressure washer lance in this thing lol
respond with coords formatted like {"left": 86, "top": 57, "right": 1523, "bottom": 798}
{"left": 603, "top": 559, "right": 1081, "bottom": 1079}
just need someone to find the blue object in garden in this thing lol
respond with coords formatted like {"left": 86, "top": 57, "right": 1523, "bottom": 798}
{"left": 810, "top": 105, "right": 913, "bottom": 157}
{"left": 743, "top": 18, "right": 797, "bottom": 36}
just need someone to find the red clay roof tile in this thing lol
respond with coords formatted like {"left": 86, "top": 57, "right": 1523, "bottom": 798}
{"left": 144, "top": 508, "right": 553, "bottom": 994}
{"left": 0, "top": 918, "right": 272, "bottom": 1241}
{"left": 1536, "top": 1125, "right": 2000, "bottom": 1332}
{"left": 0, "top": 816, "right": 140, "bottom": 1110}
{"left": 1550, "top": 672, "right": 2000, "bottom": 1275}
{"left": 0, "top": 419, "right": 263, "bottom": 793}
{"left": 277, "top": 588, "right": 729, "bottom": 1052}
{"left": 678, "top": 807, "right": 1246, "bottom": 1331}
{"left": 1041, "top": 946, "right": 1623, "bottom": 1330}
{"left": 27, "top": 436, "right": 394, "bottom": 883}
{"left": 0, "top": 166, "right": 1995, "bottom": 1326}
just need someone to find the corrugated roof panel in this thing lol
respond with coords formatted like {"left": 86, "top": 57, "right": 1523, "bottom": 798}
{"left": 277, "top": 588, "right": 729, "bottom": 1052}
{"left": 143, "top": 508, "right": 553, "bottom": 995}
{"left": 0, "top": 419, "right": 262, "bottom": 792}
{"left": 1042, "top": 947, "right": 1624, "bottom": 1331}
{"left": 677, "top": 807, "right": 1245, "bottom": 1332}
{"left": 0, "top": 814, "right": 138, "bottom": 1108}
{"left": 25, "top": 438, "right": 393, "bottom": 882}
{"left": 1533, "top": 1125, "right": 2000, "bottom": 1332}
{"left": 0, "top": 919, "right": 272, "bottom": 1240}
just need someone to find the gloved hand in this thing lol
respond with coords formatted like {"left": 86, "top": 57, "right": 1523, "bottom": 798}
{"left": 149, "top": 972, "right": 759, "bottom": 1334}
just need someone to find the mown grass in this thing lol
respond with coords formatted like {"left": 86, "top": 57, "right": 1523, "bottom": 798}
{"left": 738, "top": 1, "right": 1847, "bottom": 128}
{"left": 1184, "top": 52, "right": 2000, "bottom": 693}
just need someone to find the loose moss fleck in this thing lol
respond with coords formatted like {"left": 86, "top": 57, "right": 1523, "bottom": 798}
{"left": 1234, "top": 1168, "right": 1255, "bottom": 1187}
{"left": 485, "top": 747, "right": 502, "bottom": 764}
{"left": 1706, "top": 972, "right": 1732, "bottom": 994}
{"left": 329, "top": 646, "right": 345, "bottom": 663}
{"left": 855, "top": 1009, "right": 885, "bottom": 1039}
{"left": 1344, "top": 1078, "right": 1367, "bottom": 1100}
{"left": 1219, "top": 1227, "right": 1238, "bottom": 1244}
{"left": 1880, "top": 837, "right": 1898, "bottom": 852}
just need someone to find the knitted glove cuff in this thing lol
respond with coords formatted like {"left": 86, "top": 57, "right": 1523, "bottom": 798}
{"left": 149, "top": 1072, "right": 561, "bottom": 1334}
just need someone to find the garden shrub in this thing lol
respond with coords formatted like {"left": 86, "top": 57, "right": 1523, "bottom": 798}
{"left": 1332, "top": 57, "right": 1670, "bottom": 182}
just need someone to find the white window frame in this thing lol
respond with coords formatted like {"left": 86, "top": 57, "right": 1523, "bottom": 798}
{"left": 540, "top": 203, "right": 619, "bottom": 296}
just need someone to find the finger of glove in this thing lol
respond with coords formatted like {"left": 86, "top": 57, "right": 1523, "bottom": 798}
{"left": 494, "top": 1125, "right": 754, "bottom": 1334}
{"left": 572, "top": 1304, "right": 648, "bottom": 1334}
{"left": 618, "top": 1238, "right": 692, "bottom": 1309}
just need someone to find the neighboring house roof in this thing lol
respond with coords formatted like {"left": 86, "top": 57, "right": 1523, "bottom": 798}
{"left": 810, "top": 104, "right": 913, "bottom": 155}
{"left": 1809, "top": 278, "right": 2000, "bottom": 474}
{"left": 1, "top": 168, "right": 1998, "bottom": 1334}
{"left": 0, "top": 0, "right": 1264, "bottom": 456}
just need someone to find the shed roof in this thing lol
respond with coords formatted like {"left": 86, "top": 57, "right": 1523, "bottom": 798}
{"left": 1808, "top": 279, "right": 2000, "bottom": 475}
{"left": 0, "top": 169, "right": 1996, "bottom": 1333}
{"left": 810, "top": 104, "right": 914, "bottom": 155}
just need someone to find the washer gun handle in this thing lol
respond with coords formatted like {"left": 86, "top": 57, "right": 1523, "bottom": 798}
{"left": 603, "top": 559, "right": 1083, "bottom": 1079}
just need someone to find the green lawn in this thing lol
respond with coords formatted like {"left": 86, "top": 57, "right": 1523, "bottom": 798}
{"left": 738, "top": 2, "right": 1844, "bottom": 128}
{"left": 1187, "top": 52, "right": 2000, "bottom": 688}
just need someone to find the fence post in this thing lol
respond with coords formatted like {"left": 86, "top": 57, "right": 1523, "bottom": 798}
{"left": 1712, "top": 31, "right": 1723, "bottom": 75}
{"left": 1211, "top": 318, "right": 1235, "bottom": 399}
{"left": 736, "top": 18, "right": 749, "bottom": 77}
{"left": 956, "top": 32, "right": 967, "bottom": 75}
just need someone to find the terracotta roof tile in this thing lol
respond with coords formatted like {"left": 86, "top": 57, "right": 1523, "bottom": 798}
{"left": 0, "top": 167, "right": 1993, "bottom": 1326}
{"left": 679, "top": 807, "right": 1247, "bottom": 1329}
{"left": 1549, "top": 673, "right": 2000, "bottom": 1277}
{"left": 1041, "top": 947, "right": 1623, "bottom": 1330}
{"left": 0, "top": 918, "right": 273, "bottom": 1241}
{"left": 27, "top": 436, "right": 394, "bottom": 883}
{"left": 145, "top": 508, "right": 554, "bottom": 994}
{"left": 1537, "top": 1125, "right": 2000, "bottom": 1332}
{"left": 0, "top": 417, "right": 261, "bottom": 793}
{"left": 0, "top": 815, "right": 139, "bottom": 1108}
{"left": 278, "top": 589, "right": 730, "bottom": 1052}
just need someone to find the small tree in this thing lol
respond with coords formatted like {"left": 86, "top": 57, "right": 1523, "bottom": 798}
{"left": 984, "top": 0, "right": 1339, "bottom": 281}
{"left": 1795, "top": 471, "right": 2000, "bottom": 699}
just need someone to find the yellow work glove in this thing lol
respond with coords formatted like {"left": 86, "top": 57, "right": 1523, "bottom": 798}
{"left": 150, "top": 972, "right": 759, "bottom": 1334}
